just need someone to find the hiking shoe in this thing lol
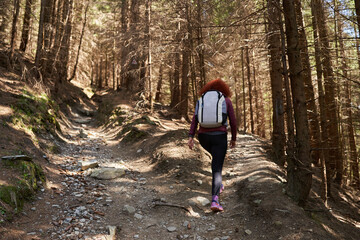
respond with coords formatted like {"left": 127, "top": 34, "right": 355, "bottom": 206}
{"left": 210, "top": 195, "right": 224, "bottom": 212}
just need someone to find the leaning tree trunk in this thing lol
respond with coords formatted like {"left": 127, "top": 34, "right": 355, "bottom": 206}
{"left": 267, "top": 0, "right": 286, "bottom": 166}
{"left": 19, "top": 0, "right": 34, "bottom": 52}
{"left": 283, "top": 0, "right": 312, "bottom": 206}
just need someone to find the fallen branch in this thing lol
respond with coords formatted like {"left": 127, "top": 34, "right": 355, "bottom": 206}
{"left": 153, "top": 201, "right": 199, "bottom": 217}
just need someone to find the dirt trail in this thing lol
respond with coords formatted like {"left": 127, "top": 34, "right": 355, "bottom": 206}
{"left": 1, "top": 96, "right": 359, "bottom": 240}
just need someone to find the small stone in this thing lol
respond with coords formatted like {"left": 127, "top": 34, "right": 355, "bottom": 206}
{"left": 196, "top": 180, "right": 203, "bottom": 185}
{"left": 248, "top": 176, "right": 259, "bottom": 182}
{"left": 183, "top": 221, "right": 189, "bottom": 227}
{"left": 274, "top": 220, "right": 282, "bottom": 226}
{"left": 195, "top": 196, "right": 210, "bottom": 206}
{"left": 167, "top": 226, "right": 177, "bottom": 232}
{"left": 221, "top": 237, "right": 230, "bottom": 240}
{"left": 90, "top": 167, "right": 126, "bottom": 180}
{"left": 134, "top": 213, "right": 143, "bottom": 219}
{"left": 124, "top": 205, "right": 136, "bottom": 214}
{"left": 208, "top": 225, "right": 216, "bottom": 231}
{"left": 79, "top": 160, "right": 99, "bottom": 170}
{"left": 31, "top": 207, "right": 36, "bottom": 211}
{"left": 134, "top": 234, "right": 139, "bottom": 238}
{"left": 253, "top": 199, "right": 262, "bottom": 205}
{"left": 52, "top": 205, "right": 60, "bottom": 209}
{"left": 137, "top": 149, "right": 142, "bottom": 153}
{"left": 169, "top": 186, "right": 174, "bottom": 189}
{"left": 245, "top": 229, "right": 252, "bottom": 235}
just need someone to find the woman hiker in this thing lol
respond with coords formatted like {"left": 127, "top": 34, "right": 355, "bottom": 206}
{"left": 188, "top": 78, "right": 237, "bottom": 212}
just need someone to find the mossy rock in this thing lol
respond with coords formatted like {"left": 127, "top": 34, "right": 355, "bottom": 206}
{"left": 0, "top": 160, "right": 45, "bottom": 215}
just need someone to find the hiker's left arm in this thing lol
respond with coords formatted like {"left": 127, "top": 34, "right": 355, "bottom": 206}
{"left": 226, "top": 98, "right": 237, "bottom": 147}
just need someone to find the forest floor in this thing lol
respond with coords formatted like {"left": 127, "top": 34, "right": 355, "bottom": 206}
{"left": 1, "top": 65, "right": 360, "bottom": 240}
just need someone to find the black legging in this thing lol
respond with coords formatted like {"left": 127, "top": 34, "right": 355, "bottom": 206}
{"left": 198, "top": 133, "right": 228, "bottom": 196}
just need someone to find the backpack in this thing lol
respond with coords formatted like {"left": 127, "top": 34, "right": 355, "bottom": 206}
{"left": 196, "top": 90, "right": 227, "bottom": 128}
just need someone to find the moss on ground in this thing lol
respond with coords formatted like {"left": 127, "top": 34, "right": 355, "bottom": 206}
{"left": 11, "top": 89, "right": 61, "bottom": 134}
{"left": 122, "top": 127, "right": 148, "bottom": 142}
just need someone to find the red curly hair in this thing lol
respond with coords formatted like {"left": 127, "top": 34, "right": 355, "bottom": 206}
{"left": 199, "top": 78, "right": 232, "bottom": 97}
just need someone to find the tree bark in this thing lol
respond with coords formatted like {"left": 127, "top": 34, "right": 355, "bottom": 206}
{"left": 180, "top": 3, "right": 190, "bottom": 119}
{"left": 55, "top": 0, "right": 73, "bottom": 86}
{"left": 283, "top": 0, "right": 312, "bottom": 206}
{"left": 310, "top": 0, "right": 328, "bottom": 202}
{"left": 19, "top": 0, "right": 34, "bottom": 52}
{"left": 68, "top": 0, "right": 89, "bottom": 81}
{"left": 312, "top": 0, "right": 343, "bottom": 184}
{"left": 267, "top": 0, "right": 285, "bottom": 166}
{"left": 245, "top": 28, "right": 254, "bottom": 134}
{"left": 197, "top": 0, "right": 206, "bottom": 88}
{"left": 355, "top": 0, "right": 360, "bottom": 32}
{"left": 241, "top": 47, "right": 247, "bottom": 132}
{"left": 294, "top": 0, "right": 321, "bottom": 165}
{"left": 155, "top": 63, "right": 163, "bottom": 102}
{"left": 280, "top": 17, "right": 295, "bottom": 174}
{"left": 120, "top": 0, "right": 128, "bottom": 89}
{"left": 10, "top": 0, "right": 20, "bottom": 57}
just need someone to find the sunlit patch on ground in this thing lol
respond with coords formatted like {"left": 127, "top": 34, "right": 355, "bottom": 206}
{"left": 0, "top": 105, "right": 13, "bottom": 116}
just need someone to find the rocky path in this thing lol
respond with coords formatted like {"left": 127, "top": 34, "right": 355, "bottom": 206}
{"left": 3, "top": 105, "right": 340, "bottom": 240}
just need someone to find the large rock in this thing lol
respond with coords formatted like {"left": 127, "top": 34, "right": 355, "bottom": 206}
{"left": 90, "top": 167, "right": 126, "bottom": 180}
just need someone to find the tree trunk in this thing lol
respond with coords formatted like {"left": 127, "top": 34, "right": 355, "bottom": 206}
{"left": 19, "top": 0, "right": 34, "bottom": 52}
{"left": 68, "top": 0, "right": 89, "bottom": 81}
{"left": 170, "top": 17, "right": 182, "bottom": 109}
{"left": 171, "top": 50, "right": 181, "bottom": 109}
{"left": 310, "top": 0, "right": 328, "bottom": 202}
{"left": 312, "top": 0, "right": 343, "bottom": 184}
{"left": 245, "top": 29, "right": 254, "bottom": 134}
{"left": 283, "top": 0, "right": 312, "bottom": 206}
{"left": 197, "top": 0, "right": 206, "bottom": 88}
{"left": 252, "top": 52, "right": 260, "bottom": 136}
{"left": 337, "top": 9, "right": 360, "bottom": 188}
{"left": 294, "top": 0, "right": 321, "bottom": 165}
{"left": 55, "top": 0, "right": 73, "bottom": 87}
{"left": 155, "top": 63, "right": 163, "bottom": 102}
{"left": 119, "top": 0, "right": 128, "bottom": 89}
{"left": 267, "top": 0, "right": 285, "bottom": 166}
{"left": 241, "top": 47, "right": 247, "bottom": 132}
{"left": 280, "top": 18, "right": 295, "bottom": 173}
{"left": 145, "top": 0, "right": 152, "bottom": 111}
{"left": 355, "top": 0, "right": 360, "bottom": 32}
{"left": 10, "top": 0, "right": 20, "bottom": 57}
{"left": 180, "top": 3, "right": 190, "bottom": 119}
